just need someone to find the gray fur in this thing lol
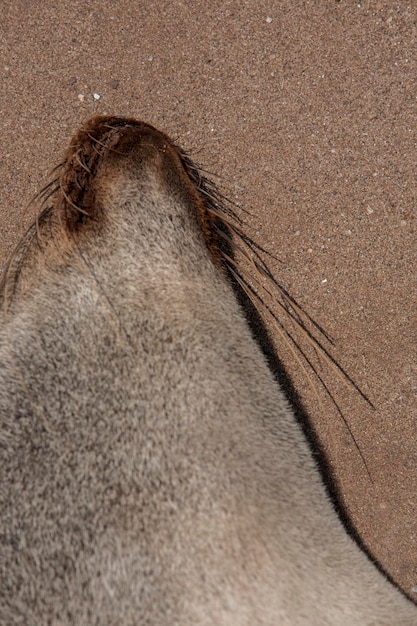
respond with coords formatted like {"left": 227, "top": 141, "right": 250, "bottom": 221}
{"left": 0, "top": 117, "right": 415, "bottom": 624}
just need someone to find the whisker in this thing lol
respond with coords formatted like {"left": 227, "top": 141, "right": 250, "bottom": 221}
{"left": 283, "top": 325, "right": 374, "bottom": 481}
{"left": 228, "top": 265, "right": 325, "bottom": 407}
{"left": 247, "top": 251, "right": 334, "bottom": 342}
{"left": 38, "top": 177, "right": 60, "bottom": 198}
{"left": 38, "top": 183, "right": 60, "bottom": 208}
{"left": 220, "top": 245, "right": 333, "bottom": 370}
{"left": 226, "top": 231, "right": 374, "bottom": 408}
{"left": 59, "top": 186, "right": 91, "bottom": 217}
{"left": 227, "top": 264, "right": 372, "bottom": 480}
{"left": 73, "top": 150, "right": 92, "bottom": 174}
{"left": 86, "top": 132, "right": 127, "bottom": 157}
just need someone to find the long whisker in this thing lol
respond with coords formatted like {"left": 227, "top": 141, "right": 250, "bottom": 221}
{"left": 228, "top": 265, "right": 325, "bottom": 408}
{"left": 252, "top": 249, "right": 373, "bottom": 406}
{"left": 227, "top": 264, "right": 372, "bottom": 480}
{"left": 247, "top": 249, "right": 334, "bottom": 342}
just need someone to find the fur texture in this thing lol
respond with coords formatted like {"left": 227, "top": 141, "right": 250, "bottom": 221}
{"left": 0, "top": 117, "right": 415, "bottom": 624}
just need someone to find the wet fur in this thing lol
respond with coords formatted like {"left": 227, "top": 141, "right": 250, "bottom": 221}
{"left": 0, "top": 117, "right": 415, "bottom": 624}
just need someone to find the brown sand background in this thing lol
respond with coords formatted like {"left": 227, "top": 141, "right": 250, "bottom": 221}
{"left": 1, "top": 0, "right": 416, "bottom": 599}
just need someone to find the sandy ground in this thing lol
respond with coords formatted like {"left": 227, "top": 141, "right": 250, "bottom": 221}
{"left": 1, "top": 0, "right": 416, "bottom": 600}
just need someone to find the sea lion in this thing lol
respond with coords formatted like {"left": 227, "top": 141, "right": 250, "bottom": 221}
{"left": 0, "top": 116, "right": 415, "bottom": 625}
